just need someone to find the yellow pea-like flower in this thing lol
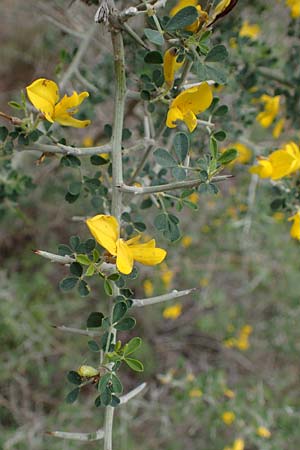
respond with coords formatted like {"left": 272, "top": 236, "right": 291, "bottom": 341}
{"left": 288, "top": 211, "right": 300, "bottom": 240}
{"left": 163, "top": 48, "right": 185, "bottom": 88}
{"left": 86, "top": 214, "right": 166, "bottom": 275}
{"left": 77, "top": 365, "right": 99, "bottom": 377}
{"left": 26, "top": 78, "right": 91, "bottom": 128}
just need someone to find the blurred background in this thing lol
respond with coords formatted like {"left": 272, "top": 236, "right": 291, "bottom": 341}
{"left": 1, "top": 1, "right": 300, "bottom": 449}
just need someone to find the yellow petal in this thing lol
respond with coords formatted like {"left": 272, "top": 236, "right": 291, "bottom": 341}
{"left": 269, "top": 150, "right": 295, "bottom": 179}
{"left": 54, "top": 91, "right": 90, "bottom": 128}
{"left": 54, "top": 115, "right": 91, "bottom": 128}
{"left": 249, "top": 159, "right": 273, "bottom": 178}
{"left": 288, "top": 212, "right": 300, "bottom": 240}
{"left": 163, "top": 48, "right": 184, "bottom": 88}
{"left": 172, "top": 82, "right": 213, "bottom": 115}
{"left": 183, "top": 110, "right": 197, "bottom": 132}
{"left": 272, "top": 118, "right": 285, "bottom": 138}
{"left": 130, "top": 244, "right": 167, "bottom": 266}
{"left": 166, "top": 106, "right": 184, "bottom": 128}
{"left": 116, "top": 239, "right": 134, "bottom": 274}
{"left": 125, "top": 235, "right": 142, "bottom": 246}
{"left": 86, "top": 215, "right": 118, "bottom": 255}
{"left": 26, "top": 78, "right": 59, "bottom": 122}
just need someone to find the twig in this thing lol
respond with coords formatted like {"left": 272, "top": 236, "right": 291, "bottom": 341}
{"left": 119, "top": 382, "right": 147, "bottom": 404}
{"left": 46, "top": 429, "right": 104, "bottom": 441}
{"left": 52, "top": 325, "right": 101, "bottom": 337}
{"left": 132, "top": 288, "right": 198, "bottom": 307}
{"left": 16, "top": 142, "right": 112, "bottom": 156}
{"left": 33, "top": 250, "right": 75, "bottom": 264}
{"left": 119, "top": 175, "right": 233, "bottom": 195}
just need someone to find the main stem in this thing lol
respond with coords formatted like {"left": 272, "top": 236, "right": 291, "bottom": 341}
{"left": 103, "top": 28, "right": 126, "bottom": 450}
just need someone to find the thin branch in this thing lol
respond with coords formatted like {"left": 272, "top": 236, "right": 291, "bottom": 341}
{"left": 52, "top": 325, "right": 101, "bottom": 337}
{"left": 43, "top": 15, "right": 84, "bottom": 38}
{"left": 132, "top": 288, "right": 198, "bottom": 307}
{"left": 120, "top": 382, "right": 147, "bottom": 404}
{"left": 119, "top": 175, "right": 233, "bottom": 195}
{"left": 75, "top": 69, "right": 98, "bottom": 92}
{"left": 46, "top": 429, "right": 104, "bottom": 442}
{"left": 16, "top": 142, "right": 112, "bottom": 156}
{"left": 33, "top": 250, "right": 75, "bottom": 264}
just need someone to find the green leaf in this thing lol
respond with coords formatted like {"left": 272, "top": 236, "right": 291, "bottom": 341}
{"left": 210, "top": 137, "right": 218, "bottom": 159}
{"left": 123, "top": 337, "right": 142, "bottom": 356}
{"left": 78, "top": 279, "right": 90, "bottom": 297}
{"left": 65, "top": 387, "right": 80, "bottom": 404}
{"left": 111, "top": 374, "right": 123, "bottom": 394}
{"left": 144, "top": 51, "right": 163, "bottom": 64}
{"left": 115, "top": 317, "right": 136, "bottom": 331}
{"left": 214, "top": 130, "right": 227, "bottom": 141}
{"left": 172, "top": 167, "right": 186, "bottom": 181}
{"left": 90, "top": 155, "right": 109, "bottom": 165}
{"left": 85, "top": 238, "right": 96, "bottom": 253}
{"left": 165, "top": 6, "right": 199, "bottom": 32}
{"left": 60, "top": 277, "right": 78, "bottom": 291}
{"left": 124, "top": 358, "right": 144, "bottom": 372}
{"left": 88, "top": 340, "right": 100, "bottom": 352}
{"left": 214, "top": 105, "right": 228, "bottom": 116}
{"left": 133, "top": 221, "right": 146, "bottom": 232}
{"left": 87, "top": 312, "right": 104, "bottom": 328}
{"left": 110, "top": 395, "right": 121, "bottom": 407}
{"left": 196, "top": 63, "right": 227, "bottom": 84}
{"left": 85, "top": 264, "right": 95, "bottom": 277}
{"left": 205, "top": 45, "right": 228, "bottom": 62}
{"left": 144, "top": 28, "right": 164, "bottom": 45}
{"left": 154, "top": 148, "right": 177, "bottom": 167}
{"left": 174, "top": 132, "right": 189, "bottom": 163}
{"left": 67, "top": 371, "right": 82, "bottom": 385}
{"left": 61, "top": 155, "right": 81, "bottom": 167}
{"left": 68, "top": 181, "right": 82, "bottom": 196}
{"left": 70, "top": 236, "right": 80, "bottom": 250}
{"left": 104, "top": 279, "right": 113, "bottom": 296}
{"left": 218, "top": 148, "right": 238, "bottom": 165}
{"left": 154, "top": 213, "right": 180, "bottom": 242}
{"left": 70, "top": 262, "right": 83, "bottom": 277}
{"left": 108, "top": 273, "right": 120, "bottom": 281}
{"left": 113, "top": 301, "right": 128, "bottom": 323}
{"left": 0, "top": 126, "right": 9, "bottom": 141}
{"left": 98, "top": 373, "right": 111, "bottom": 393}
{"left": 8, "top": 101, "right": 23, "bottom": 110}
{"left": 76, "top": 254, "right": 91, "bottom": 265}
{"left": 58, "top": 244, "right": 72, "bottom": 256}
{"left": 100, "top": 388, "right": 112, "bottom": 406}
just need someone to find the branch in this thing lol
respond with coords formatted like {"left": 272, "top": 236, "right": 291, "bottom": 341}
{"left": 43, "top": 15, "right": 84, "bottom": 38}
{"left": 120, "top": 382, "right": 147, "bottom": 404}
{"left": 46, "top": 429, "right": 104, "bottom": 442}
{"left": 52, "top": 325, "right": 101, "bottom": 337}
{"left": 16, "top": 142, "right": 112, "bottom": 156}
{"left": 33, "top": 250, "right": 75, "bottom": 264}
{"left": 132, "top": 288, "right": 198, "bottom": 307}
{"left": 119, "top": 175, "right": 233, "bottom": 195}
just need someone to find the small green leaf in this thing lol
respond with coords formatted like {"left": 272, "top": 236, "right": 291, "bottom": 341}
{"left": 70, "top": 236, "right": 80, "bottom": 250}
{"left": 69, "top": 181, "right": 82, "bottom": 196}
{"left": 100, "top": 388, "right": 112, "bottom": 406}
{"left": 110, "top": 395, "right": 121, "bottom": 407}
{"left": 218, "top": 148, "right": 238, "bottom": 165}
{"left": 115, "top": 317, "right": 136, "bottom": 331}
{"left": 0, "top": 126, "right": 9, "bottom": 141}
{"left": 205, "top": 45, "right": 228, "bottom": 62}
{"left": 104, "top": 279, "right": 113, "bottom": 296}
{"left": 76, "top": 254, "right": 91, "bottom": 265}
{"left": 61, "top": 155, "right": 81, "bottom": 167}
{"left": 70, "top": 262, "right": 83, "bottom": 277}
{"left": 124, "top": 337, "right": 142, "bottom": 356}
{"left": 60, "top": 277, "right": 78, "bottom": 291}
{"left": 210, "top": 137, "right": 218, "bottom": 159}
{"left": 113, "top": 302, "right": 128, "bottom": 323}
{"left": 108, "top": 273, "right": 120, "bottom": 281}
{"left": 98, "top": 373, "right": 111, "bottom": 393}
{"left": 154, "top": 148, "right": 177, "bottom": 167}
{"left": 8, "top": 101, "right": 23, "bottom": 110}
{"left": 174, "top": 132, "right": 189, "bottom": 163}
{"left": 65, "top": 387, "right": 80, "bottom": 404}
{"left": 67, "top": 371, "right": 82, "bottom": 385}
{"left": 111, "top": 374, "right": 123, "bottom": 394}
{"left": 78, "top": 279, "right": 90, "bottom": 297}
{"left": 214, "top": 130, "right": 227, "bottom": 141}
{"left": 87, "top": 312, "right": 104, "bottom": 328}
{"left": 85, "top": 264, "right": 95, "bottom": 277}
{"left": 58, "top": 244, "right": 72, "bottom": 256}
{"left": 144, "top": 51, "right": 163, "bottom": 64}
{"left": 144, "top": 28, "right": 164, "bottom": 45}
{"left": 172, "top": 167, "right": 186, "bottom": 181}
{"left": 214, "top": 105, "right": 228, "bottom": 116}
{"left": 90, "top": 155, "right": 109, "bottom": 165}
{"left": 124, "top": 358, "right": 144, "bottom": 372}
{"left": 165, "top": 6, "right": 199, "bottom": 32}
{"left": 88, "top": 340, "right": 100, "bottom": 352}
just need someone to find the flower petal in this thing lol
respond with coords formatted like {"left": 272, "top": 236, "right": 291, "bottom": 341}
{"left": 269, "top": 150, "right": 295, "bottom": 179}
{"left": 166, "top": 106, "right": 184, "bottom": 128}
{"left": 26, "top": 78, "right": 59, "bottom": 122}
{"left": 172, "top": 82, "right": 213, "bottom": 115}
{"left": 183, "top": 110, "right": 197, "bottom": 132}
{"left": 163, "top": 48, "right": 184, "bottom": 88}
{"left": 130, "top": 245, "right": 167, "bottom": 266}
{"left": 116, "top": 239, "right": 134, "bottom": 274}
{"left": 86, "top": 215, "right": 118, "bottom": 255}
{"left": 54, "top": 115, "right": 91, "bottom": 128}
{"left": 54, "top": 92, "right": 90, "bottom": 128}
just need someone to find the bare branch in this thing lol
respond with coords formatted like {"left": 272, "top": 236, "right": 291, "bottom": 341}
{"left": 46, "top": 429, "right": 104, "bottom": 442}
{"left": 132, "top": 288, "right": 198, "bottom": 307}
{"left": 16, "top": 142, "right": 112, "bottom": 156}
{"left": 120, "top": 382, "right": 147, "bottom": 404}
{"left": 52, "top": 325, "right": 101, "bottom": 337}
{"left": 33, "top": 250, "right": 74, "bottom": 264}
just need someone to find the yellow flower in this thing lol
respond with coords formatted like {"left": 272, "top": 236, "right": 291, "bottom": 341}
{"left": 166, "top": 82, "right": 213, "bottom": 132}
{"left": 143, "top": 279, "right": 154, "bottom": 297}
{"left": 273, "top": 211, "right": 285, "bottom": 222}
{"left": 249, "top": 158, "right": 273, "bottom": 178}
{"left": 233, "top": 439, "right": 245, "bottom": 450}
{"left": 286, "top": 0, "right": 300, "bottom": 18}
{"left": 288, "top": 211, "right": 300, "bottom": 240}
{"left": 82, "top": 136, "right": 94, "bottom": 147}
{"left": 257, "top": 426, "right": 271, "bottom": 438}
{"left": 224, "top": 142, "right": 252, "bottom": 165}
{"left": 170, "top": 0, "right": 208, "bottom": 32}
{"left": 181, "top": 235, "right": 192, "bottom": 248}
{"left": 236, "top": 336, "right": 249, "bottom": 351}
{"left": 240, "top": 325, "right": 252, "bottom": 335}
{"left": 222, "top": 411, "right": 236, "bottom": 425}
{"left": 189, "top": 192, "right": 199, "bottom": 204}
{"left": 160, "top": 263, "right": 174, "bottom": 289}
{"left": 272, "top": 118, "right": 285, "bottom": 139}
{"left": 86, "top": 215, "right": 166, "bottom": 275}
{"left": 26, "top": 78, "right": 90, "bottom": 128}
{"left": 224, "top": 389, "right": 235, "bottom": 398}
{"left": 77, "top": 365, "right": 98, "bottom": 377}
{"left": 163, "top": 48, "right": 185, "bottom": 88}
{"left": 209, "top": 0, "right": 238, "bottom": 25}
{"left": 189, "top": 388, "right": 203, "bottom": 398}
{"left": 239, "top": 21, "right": 261, "bottom": 39}
{"left": 256, "top": 94, "right": 280, "bottom": 128}
{"left": 163, "top": 303, "right": 182, "bottom": 319}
